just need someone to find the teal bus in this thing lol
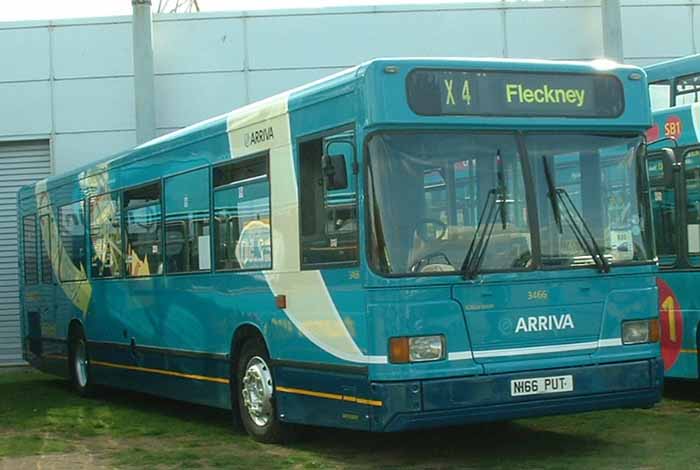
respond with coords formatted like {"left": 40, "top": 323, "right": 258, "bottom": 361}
{"left": 644, "top": 54, "right": 700, "bottom": 379}
{"left": 18, "top": 58, "right": 663, "bottom": 442}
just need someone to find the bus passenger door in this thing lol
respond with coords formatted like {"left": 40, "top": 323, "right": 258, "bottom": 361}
{"left": 647, "top": 149, "right": 680, "bottom": 266}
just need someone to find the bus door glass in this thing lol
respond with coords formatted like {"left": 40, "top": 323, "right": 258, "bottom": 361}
{"left": 22, "top": 214, "right": 43, "bottom": 356}
{"left": 648, "top": 154, "right": 678, "bottom": 266}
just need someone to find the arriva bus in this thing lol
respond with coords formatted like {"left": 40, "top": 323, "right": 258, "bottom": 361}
{"left": 644, "top": 54, "right": 700, "bottom": 379}
{"left": 18, "top": 58, "right": 663, "bottom": 443}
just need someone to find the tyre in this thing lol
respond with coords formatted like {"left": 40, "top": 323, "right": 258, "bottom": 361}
{"left": 236, "top": 338, "right": 291, "bottom": 443}
{"left": 69, "top": 329, "right": 94, "bottom": 397}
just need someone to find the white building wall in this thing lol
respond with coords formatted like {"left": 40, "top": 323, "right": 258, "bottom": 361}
{"left": 0, "top": 0, "right": 697, "bottom": 174}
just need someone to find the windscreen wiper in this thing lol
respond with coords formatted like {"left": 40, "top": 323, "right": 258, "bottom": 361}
{"left": 542, "top": 156, "right": 610, "bottom": 273}
{"left": 542, "top": 156, "right": 563, "bottom": 234}
{"left": 461, "top": 152, "right": 510, "bottom": 279}
{"left": 461, "top": 187, "right": 508, "bottom": 280}
{"left": 496, "top": 150, "right": 507, "bottom": 230}
{"left": 557, "top": 188, "right": 610, "bottom": 272}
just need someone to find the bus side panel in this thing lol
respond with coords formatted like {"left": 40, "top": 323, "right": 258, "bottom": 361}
{"left": 658, "top": 272, "right": 700, "bottom": 379}
{"left": 275, "top": 366, "right": 371, "bottom": 430}
{"left": 268, "top": 268, "right": 375, "bottom": 430}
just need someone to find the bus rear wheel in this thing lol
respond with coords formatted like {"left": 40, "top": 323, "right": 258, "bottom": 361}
{"left": 236, "top": 339, "right": 291, "bottom": 443}
{"left": 69, "top": 330, "right": 94, "bottom": 397}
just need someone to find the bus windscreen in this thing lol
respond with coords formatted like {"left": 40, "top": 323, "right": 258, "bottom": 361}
{"left": 407, "top": 69, "right": 624, "bottom": 118}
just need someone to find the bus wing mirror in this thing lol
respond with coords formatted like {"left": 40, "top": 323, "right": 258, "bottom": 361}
{"left": 322, "top": 142, "right": 350, "bottom": 190}
{"left": 660, "top": 148, "right": 676, "bottom": 188}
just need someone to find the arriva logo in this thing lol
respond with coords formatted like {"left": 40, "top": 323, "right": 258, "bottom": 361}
{"left": 515, "top": 314, "right": 575, "bottom": 333}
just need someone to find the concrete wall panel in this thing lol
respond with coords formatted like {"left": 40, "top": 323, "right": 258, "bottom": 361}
{"left": 154, "top": 72, "right": 246, "bottom": 129}
{"left": 52, "top": 22, "right": 133, "bottom": 79}
{"left": 154, "top": 18, "right": 246, "bottom": 74}
{"left": 246, "top": 9, "right": 504, "bottom": 70}
{"left": 622, "top": 5, "right": 694, "bottom": 59}
{"left": 0, "top": 27, "right": 50, "bottom": 82}
{"left": 506, "top": 7, "right": 603, "bottom": 59}
{"left": 54, "top": 77, "right": 135, "bottom": 133}
{"left": 53, "top": 131, "right": 136, "bottom": 174}
{"left": 0, "top": 81, "right": 51, "bottom": 136}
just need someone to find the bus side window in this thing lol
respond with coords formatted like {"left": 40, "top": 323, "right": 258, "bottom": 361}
{"left": 89, "top": 192, "right": 123, "bottom": 278}
{"left": 58, "top": 201, "right": 88, "bottom": 282}
{"left": 164, "top": 167, "right": 211, "bottom": 274}
{"left": 124, "top": 183, "right": 162, "bottom": 277}
{"left": 685, "top": 149, "right": 700, "bottom": 265}
{"left": 39, "top": 214, "right": 52, "bottom": 283}
{"left": 213, "top": 154, "right": 271, "bottom": 271}
{"left": 649, "top": 80, "right": 671, "bottom": 111}
{"left": 299, "top": 130, "right": 358, "bottom": 268}
{"left": 675, "top": 73, "right": 700, "bottom": 106}
{"left": 22, "top": 215, "right": 39, "bottom": 285}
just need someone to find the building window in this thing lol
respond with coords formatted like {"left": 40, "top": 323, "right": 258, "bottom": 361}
{"left": 58, "top": 201, "right": 88, "bottom": 282}
{"left": 299, "top": 131, "right": 358, "bottom": 268}
{"left": 22, "top": 215, "right": 38, "bottom": 285}
{"left": 39, "top": 214, "right": 52, "bottom": 283}
{"left": 89, "top": 192, "right": 123, "bottom": 278}
{"left": 164, "top": 167, "right": 211, "bottom": 274}
{"left": 214, "top": 155, "right": 271, "bottom": 271}
{"left": 124, "top": 182, "right": 162, "bottom": 277}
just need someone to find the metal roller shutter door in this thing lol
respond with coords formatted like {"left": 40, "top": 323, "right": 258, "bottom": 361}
{"left": 0, "top": 140, "right": 51, "bottom": 366}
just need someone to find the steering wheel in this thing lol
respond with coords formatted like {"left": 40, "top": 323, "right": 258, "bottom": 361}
{"left": 410, "top": 251, "right": 453, "bottom": 273}
{"left": 511, "top": 251, "right": 532, "bottom": 268}
{"left": 415, "top": 218, "right": 448, "bottom": 243}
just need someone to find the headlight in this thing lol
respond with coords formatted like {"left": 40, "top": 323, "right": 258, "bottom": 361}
{"left": 389, "top": 335, "right": 445, "bottom": 363}
{"left": 622, "top": 319, "right": 660, "bottom": 345}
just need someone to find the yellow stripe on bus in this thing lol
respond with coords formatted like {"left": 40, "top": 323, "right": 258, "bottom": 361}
{"left": 43, "top": 354, "right": 67, "bottom": 361}
{"left": 91, "top": 360, "right": 229, "bottom": 384}
{"left": 276, "top": 385, "right": 382, "bottom": 407}
{"left": 681, "top": 349, "right": 699, "bottom": 354}
{"left": 40, "top": 357, "right": 380, "bottom": 405}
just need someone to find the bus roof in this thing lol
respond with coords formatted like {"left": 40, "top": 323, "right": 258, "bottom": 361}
{"left": 20, "top": 57, "right": 647, "bottom": 201}
{"left": 650, "top": 101, "right": 700, "bottom": 147}
{"left": 645, "top": 54, "right": 700, "bottom": 83}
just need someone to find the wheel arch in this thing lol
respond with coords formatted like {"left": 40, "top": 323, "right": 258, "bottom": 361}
{"left": 67, "top": 318, "right": 86, "bottom": 341}
{"left": 229, "top": 323, "right": 269, "bottom": 415}
{"left": 230, "top": 323, "right": 269, "bottom": 371}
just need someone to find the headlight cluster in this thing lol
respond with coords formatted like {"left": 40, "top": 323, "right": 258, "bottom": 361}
{"left": 622, "top": 319, "right": 660, "bottom": 345}
{"left": 389, "top": 335, "right": 444, "bottom": 363}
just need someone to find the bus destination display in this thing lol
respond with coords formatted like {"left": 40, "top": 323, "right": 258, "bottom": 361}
{"left": 407, "top": 69, "right": 624, "bottom": 118}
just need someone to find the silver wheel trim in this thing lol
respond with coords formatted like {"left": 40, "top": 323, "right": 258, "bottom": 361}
{"left": 241, "top": 355, "right": 274, "bottom": 427}
{"left": 74, "top": 339, "right": 88, "bottom": 388}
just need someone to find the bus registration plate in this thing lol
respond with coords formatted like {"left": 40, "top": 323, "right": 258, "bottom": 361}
{"left": 510, "top": 375, "right": 573, "bottom": 397}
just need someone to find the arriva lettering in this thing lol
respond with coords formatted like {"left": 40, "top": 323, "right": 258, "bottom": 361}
{"left": 244, "top": 126, "right": 275, "bottom": 147}
{"left": 515, "top": 314, "right": 575, "bottom": 333}
{"left": 505, "top": 84, "right": 586, "bottom": 108}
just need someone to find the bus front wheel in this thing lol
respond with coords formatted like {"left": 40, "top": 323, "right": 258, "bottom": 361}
{"left": 69, "top": 329, "right": 94, "bottom": 397}
{"left": 236, "top": 338, "right": 291, "bottom": 443}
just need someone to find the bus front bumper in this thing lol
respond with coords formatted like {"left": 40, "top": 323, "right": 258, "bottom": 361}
{"left": 370, "top": 358, "right": 664, "bottom": 432}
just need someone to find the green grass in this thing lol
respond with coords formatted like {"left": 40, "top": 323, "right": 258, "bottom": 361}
{"left": 2, "top": 369, "right": 700, "bottom": 468}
